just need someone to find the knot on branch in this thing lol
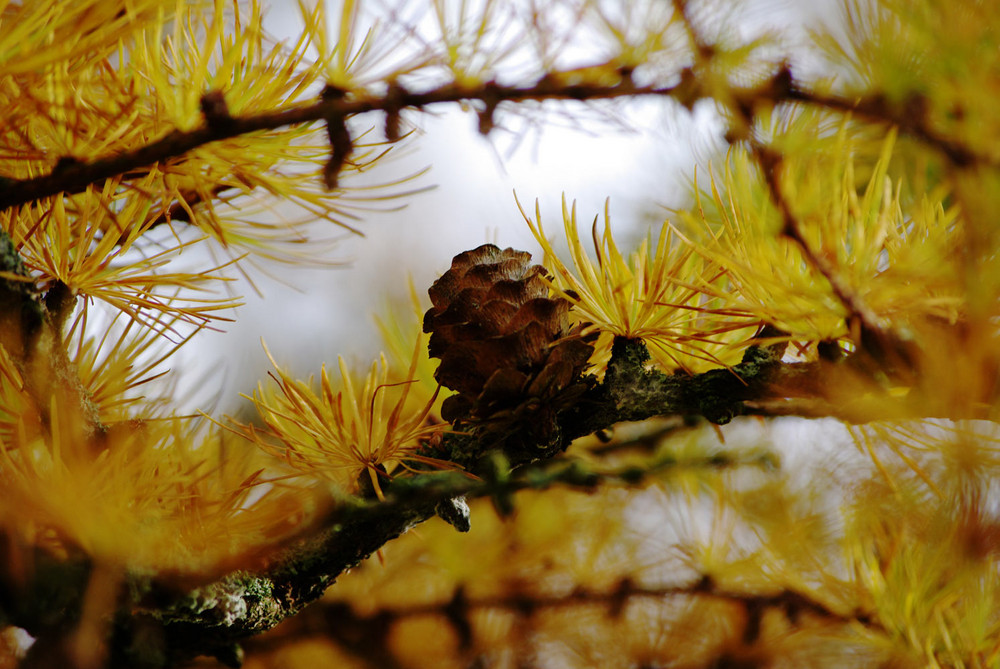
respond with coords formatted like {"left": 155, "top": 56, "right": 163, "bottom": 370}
{"left": 321, "top": 85, "right": 352, "bottom": 190}
{"left": 423, "top": 244, "right": 593, "bottom": 454}
{"left": 383, "top": 80, "right": 408, "bottom": 142}
{"left": 200, "top": 90, "right": 233, "bottom": 130}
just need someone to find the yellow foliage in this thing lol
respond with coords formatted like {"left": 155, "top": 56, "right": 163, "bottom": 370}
{"left": 523, "top": 196, "right": 757, "bottom": 373}
{"left": 65, "top": 309, "right": 200, "bottom": 423}
{"left": 0, "top": 0, "right": 175, "bottom": 77}
{"left": 298, "top": 0, "right": 400, "bottom": 90}
{"left": 846, "top": 467, "right": 1000, "bottom": 667}
{"left": 6, "top": 180, "right": 241, "bottom": 330}
{"left": 247, "top": 340, "right": 451, "bottom": 496}
{"left": 818, "top": 0, "right": 1000, "bottom": 159}
{"left": 0, "top": 343, "right": 30, "bottom": 445}
{"left": 1, "top": 0, "right": 1000, "bottom": 667}
{"left": 0, "top": 0, "right": 418, "bottom": 578}
{"left": 674, "top": 126, "right": 963, "bottom": 343}
{"left": 0, "top": 406, "right": 307, "bottom": 572}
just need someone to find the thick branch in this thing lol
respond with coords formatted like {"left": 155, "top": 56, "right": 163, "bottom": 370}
{"left": 105, "top": 444, "right": 769, "bottom": 667}
{"left": 469, "top": 330, "right": 789, "bottom": 470}
{"left": 4, "top": 330, "right": 969, "bottom": 666}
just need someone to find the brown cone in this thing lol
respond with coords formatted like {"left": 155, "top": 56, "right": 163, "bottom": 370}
{"left": 424, "top": 244, "right": 593, "bottom": 433}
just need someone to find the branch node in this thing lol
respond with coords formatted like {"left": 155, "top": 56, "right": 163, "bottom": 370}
{"left": 769, "top": 62, "right": 796, "bottom": 99}
{"left": 43, "top": 280, "right": 76, "bottom": 333}
{"left": 434, "top": 495, "right": 471, "bottom": 532}
{"left": 320, "top": 83, "right": 349, "bottom": 101}
{"left": 674, "top": 67, "right": 702, "bottom": 111}
{"left": 52, "top": 155, "right": 84, "bottom": 174}
{"left": 477, "top": 81, "right": 501, "bottom": 136}
{"left": 323, "top": 113, "right": 352, "bottom": 191}
{"left": 200, "top": 90, "right": 234, "bottom": 130}
{"left": 481, "top": 452, "right": 515, "bottom": 517}
{"left": 383, "top": 80, "right": 408, "bottom": 142}
{"left": 741, "top": 324, "right": 787, "bottom": 366}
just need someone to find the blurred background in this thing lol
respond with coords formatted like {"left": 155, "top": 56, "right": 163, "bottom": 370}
{"left": 177, "top": 0, "right": 843, "bottom": 412}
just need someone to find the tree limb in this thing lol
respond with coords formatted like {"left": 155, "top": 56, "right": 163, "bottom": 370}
{"left": 0, "top": 75, "right": 680, "bottom": 214}
{"left": 106, "top": 440, "right": 772, "bottom": 667}
{"left": 2, "top": 319, "right": 982, "bottom": 666}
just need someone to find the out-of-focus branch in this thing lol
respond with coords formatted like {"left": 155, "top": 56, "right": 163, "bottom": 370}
{"left": 0, "top": 233, "right": 98, "bottom": 436}
{"left": 103, "top": 438, "right": 770, "bottom": 667}
{"left": 246, "top": 574, "right": 881, "bottom": 665}
{"left": 4, "top": 328, "right": 974, "bottom": 666}
{"left": 104, "top": 330, "right": 965, "bottom": 665}
{"left": 778, "top": 88, "right": 989, "bottom": 168}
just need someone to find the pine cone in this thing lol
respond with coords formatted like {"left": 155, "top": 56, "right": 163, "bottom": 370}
{"left": 423, "top": 244, "right": 593, "bottom": 439}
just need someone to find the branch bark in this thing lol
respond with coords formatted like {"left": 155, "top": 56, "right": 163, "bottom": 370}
{"left": 5, "top": 63, "right": 988, "bottom": 216}
{"left": 106, "top": 438, "right": 771, "bottom": 667}
{"left": 0, "top": 75, "right": 675, "bottom": 214}
{"left": 7, "top": 328, "right": 945, "bottom": 667}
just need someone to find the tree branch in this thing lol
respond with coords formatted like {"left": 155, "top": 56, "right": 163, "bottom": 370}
{"left": 246, "top": 574, "right": 881, "bottom": 665}
{"left": 0, "top": 75, "right": 683, "bottom": 214}
{"left": 779, "top": 88, "right": 989, "bottom": 169}
{"left": 104, "top": 438, "right": 770, "bottom": 667}
{"left": 3, "top": 62, "right": 989, "bottom": 224}
{"left": 3, "top": 325, "right": 977, "bottom": 666}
